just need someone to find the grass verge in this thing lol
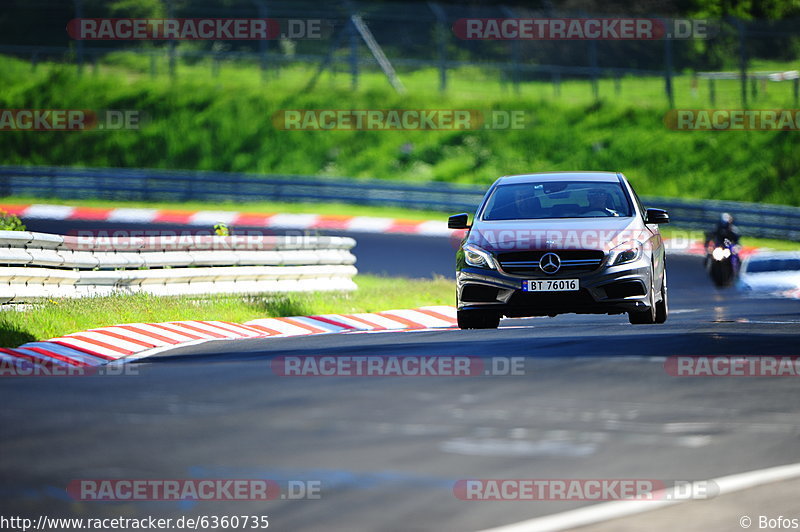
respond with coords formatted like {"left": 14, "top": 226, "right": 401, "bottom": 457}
{"left": 2, "top": 54, "right": 800, "bottom": 205}
{"left": 0, "top": 275, "right": 454, "bottom": 347}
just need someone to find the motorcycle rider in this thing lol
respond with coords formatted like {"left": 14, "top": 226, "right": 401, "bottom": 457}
{"left": 704, "top": 213, "right": 742, "bottom": 277}
{"left": 708, "top": 213, "right": 741, "bottom": 246}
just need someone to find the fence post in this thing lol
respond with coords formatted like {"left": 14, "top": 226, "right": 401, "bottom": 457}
{"left": 736, "top": 18, "right": 748, "bottom": 108}
{"left": 349, "top": 17, "right": 359, "bottom": 91}
{"left": 429, "top": 2, "right": 448, "bottom": 93}
{"left": 588, "top": 39, "right": 599, "bottom": 100}
{"left": 74, "top": 0, "right": 84, "bottom": 76}
{"left": 502, "top": 6, "right": 521, "bottom": 94}
{"left": 664, "top": 33, "right": 674, "bottom": 108}
{"left": 255, "top": 0, "right": 269, "bottom": 81}
{"left": 709, "top": 77, "right": 716, "bottom": 106}
{"left": 212, "top": 52, "right": 220, "bottom": 78}
{"left": 167, "top": 0, "right": 176, "bottom": 79}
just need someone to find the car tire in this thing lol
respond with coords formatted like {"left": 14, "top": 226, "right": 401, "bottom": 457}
{"left": 457, "top": 309, "right": 500, "bottom": 329}
{"left": 654, "top": 269, "right": 668, "bottom": 324}
{"left": 628, "top": 268, "right": 658, "bottom": 325}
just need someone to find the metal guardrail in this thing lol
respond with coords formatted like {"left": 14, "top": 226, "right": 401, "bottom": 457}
{"left": 0, "top": 229, "right": 357, "bottom": 302}
{"left": 1, "top": 165, "right": 799, "bottom": 241}
{"left": 0, "top": 165, "right": 484, "bottom": 213}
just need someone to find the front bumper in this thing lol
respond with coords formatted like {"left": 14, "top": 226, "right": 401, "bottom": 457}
{"left": 456, "top": 256, "right": 654, "bottom": 317}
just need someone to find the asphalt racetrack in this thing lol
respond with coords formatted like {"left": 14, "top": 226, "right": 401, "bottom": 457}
{"left": 2, "top": 219, "right": 799, "bottom": 531}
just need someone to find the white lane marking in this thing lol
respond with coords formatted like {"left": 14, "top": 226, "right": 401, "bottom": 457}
{"left": 739, "top": 320, "right": 800, "bottom": 324}
{"left": 344, "top": 217, "right": 395, "bottom": 233}
{"left": 24, "top": 204, "right": 75, "bottom": 219}
{"left": 670, "top": 308, "right": 700, "bottom": 314}
{"left": 107, "top": 208, "right": 158, "bottom": 223}
{"left": 441, "top": 437, "right": 597, "bottom": 457}
{"left": 476, "top": 462, "right": 800, "bottom": 532}
{"left": 189, "top": 211, "right": 238, "bottom": 226}
{"left": 415, "top": 220, "right": 452, "bottom": 236}
{"left": 265, "top": 213, "right": 319, "bottom": 229}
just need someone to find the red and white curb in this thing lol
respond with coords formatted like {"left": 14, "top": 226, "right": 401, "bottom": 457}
{"left": 2, "top": 204, "right": 780, "bottom": 255}
{"left": 1, "top": 203, "right": 457, "bottom": 237}
{"left": 0, "top": 306, "right": 457, "bottom": 372}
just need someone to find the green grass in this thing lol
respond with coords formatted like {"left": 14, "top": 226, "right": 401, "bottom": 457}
{"left": 1, "top": 53, "right": 800, "bottom": 205}
{"left": 0, "top": 274, "right": 454, "bottom": 347}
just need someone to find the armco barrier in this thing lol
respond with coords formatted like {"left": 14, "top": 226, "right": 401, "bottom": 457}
{"left": 0, "top": 231, "right": 357, "bottom": 303}
{"left": 1, "top": 166, "right": 799, "bottom": 241}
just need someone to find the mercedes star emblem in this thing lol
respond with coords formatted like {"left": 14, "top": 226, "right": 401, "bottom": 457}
{"left": 540, "top": 252, "right": 561, "bottom": 274}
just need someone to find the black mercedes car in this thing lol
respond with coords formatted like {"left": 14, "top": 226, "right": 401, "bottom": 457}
{"left": 449, "top": 172, "right": 670, "bottom": 329}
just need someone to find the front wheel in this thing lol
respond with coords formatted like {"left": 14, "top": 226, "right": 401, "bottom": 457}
{"left": 457, "top": 309, "right": 500, "bottom": 329}
{"left": 654, "top": 269, "right": 668, "bottom": 324}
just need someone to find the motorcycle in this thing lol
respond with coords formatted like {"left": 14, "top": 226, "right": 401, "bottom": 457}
{"left": 705, "top": 237, "right": 740, "bottom": 287}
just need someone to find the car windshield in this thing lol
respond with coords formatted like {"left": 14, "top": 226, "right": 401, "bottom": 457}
{"left": 482, "top": 181, "right": 633, "bottom": 220}
{"left": 746, "top": 258, "right": 800, "bottom": 273}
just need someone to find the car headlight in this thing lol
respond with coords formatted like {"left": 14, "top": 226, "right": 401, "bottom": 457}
{"left": 608, "top": 240, "right": 644, "bottom": 266}
{"left": 463, "top": 244, "right": 497, "bottom": 269}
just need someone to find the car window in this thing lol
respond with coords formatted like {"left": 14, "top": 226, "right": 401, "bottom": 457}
{"left": 746, "top": 258, "right": 800, "bottom": 273}
{"left": 482, "top": 181, "right": 633, "bottom": 220}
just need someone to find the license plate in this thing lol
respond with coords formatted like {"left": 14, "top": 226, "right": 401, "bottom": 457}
{"left": 523, "top": 279, "right": 579, "bottom": 292}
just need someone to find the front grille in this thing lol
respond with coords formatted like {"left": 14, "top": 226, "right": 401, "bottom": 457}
{"left": 461, "top": 284, "right": 500, "bottom": 302}
{"left": 603, "top": 281, "right": 646, "bottom": 299}
{"left": 497, "top": 250, "right": 605, "bottom": 275}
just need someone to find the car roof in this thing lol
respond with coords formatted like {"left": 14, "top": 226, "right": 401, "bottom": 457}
{"left": 495, "top": 172, "right": 623, "bottom": 185}
{"left": 746, "top": 251, "right": 800, "bottom": 261}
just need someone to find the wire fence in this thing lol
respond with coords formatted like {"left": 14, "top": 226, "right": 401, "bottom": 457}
{"left": 2, "top": 1, "right": 800, "bottom": 105}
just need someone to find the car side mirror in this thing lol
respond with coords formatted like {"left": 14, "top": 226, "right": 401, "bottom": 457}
{"left": 448, "top": 213, "right": 471, "bottom": 229}
{"left": 645, "top": 208, "right": 670, "bottom": 224}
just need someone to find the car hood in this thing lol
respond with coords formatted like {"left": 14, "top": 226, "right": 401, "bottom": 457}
{"left": 739, "top": 271, "right": 800, "bottom": 292}
{"left": 466, "top": 217, "right": 648, "bottom": 253}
